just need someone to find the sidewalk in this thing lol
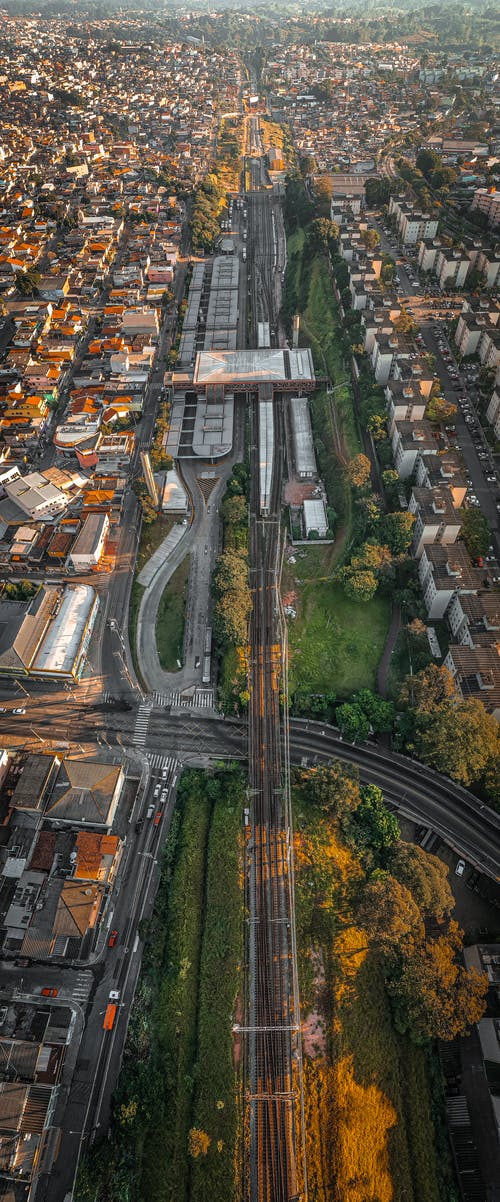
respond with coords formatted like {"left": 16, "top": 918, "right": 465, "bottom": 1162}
{"left": 376, "top": 603, "right": 401, "bottom": 699}
{"left": 137, "top": 523, "right": 187, "bottom": 588}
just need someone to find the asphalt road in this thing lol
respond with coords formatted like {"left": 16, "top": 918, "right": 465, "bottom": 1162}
{"left": 4, "top": 699, "right": 497, "bottom": 876}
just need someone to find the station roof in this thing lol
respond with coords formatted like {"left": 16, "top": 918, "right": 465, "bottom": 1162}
{"left": 193, "top": 348, "right": 315, "bottom": 387}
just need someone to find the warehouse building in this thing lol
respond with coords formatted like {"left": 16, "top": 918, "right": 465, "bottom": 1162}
{"left": 0, "top": 584, "right": 99, "bottom": 680}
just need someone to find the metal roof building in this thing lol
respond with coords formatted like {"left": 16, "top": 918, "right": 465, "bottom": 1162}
{"left": 192, "top": 348, "right": 315, "bottom": 391}
{"left": 259, "top": 401, "right": 274, "bottom": 516}
{"left": 0, "top": 584, "right": 99, "bottom": 681}
{"left": 192, "top": 395, "right": 234, "bottom": 458}
{"left": 289, "top": 397, "right": 317, "bottom": 479}
{"left": 303, "top": 498, "right": 328, "bottom": 538}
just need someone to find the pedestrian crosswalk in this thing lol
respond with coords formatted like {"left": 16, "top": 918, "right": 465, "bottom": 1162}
{"left": 72, "top": 970, "right": 93, "bottom": 1006}
{"left": 147, "top": 752, "right": 178, "bottom": 773}
{"left": 151, "top": 688, "right": 215, "bottom": 710}
{"left": 134, "top": 702, "right": 152, "bottom": 745}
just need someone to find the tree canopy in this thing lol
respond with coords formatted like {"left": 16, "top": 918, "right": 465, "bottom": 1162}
{"left": 348, "top": 784, "right": 400, "bottom": 867}
{"left": 346, "top": 453, "right": 371, "bottom": 490}
{"left": 399, "top": 665, "right": 500, "bottom": 788}
{"left": 379, "top": 511, "right": 415, "bottom": 556}
{"left": 388, "top": 922, "right": 487, "bottom": 1041}
{"left": 460, "top": 507, "right": 491, "bottom": 559}
{"left": 360, "top": 873, "right": 424, "bottom": 951}
{"left": 390, "top": 843, "right": 454, "bottom": 921}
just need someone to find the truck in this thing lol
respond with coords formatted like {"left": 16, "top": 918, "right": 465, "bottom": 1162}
{"left": 103, "top": 1003, "right": 117, "bottom": 1031}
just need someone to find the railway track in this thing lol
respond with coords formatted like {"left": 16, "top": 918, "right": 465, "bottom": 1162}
{"left": 246, "top": 395, "right": 306, "bottom": 1201}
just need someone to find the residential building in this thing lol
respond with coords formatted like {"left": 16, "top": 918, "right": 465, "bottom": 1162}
{"left": 409, "top": 486, "right": 461, "bottom": 557}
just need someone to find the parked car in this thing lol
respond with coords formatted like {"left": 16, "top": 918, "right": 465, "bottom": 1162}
{"left": 41, "top": 987, "right": 58, "bottom": 997}
{"left": 455, "top": 859, "right": 466, "bottom": 877}
{"left": 108, "top": 930, "right": 118, "bottom": 948}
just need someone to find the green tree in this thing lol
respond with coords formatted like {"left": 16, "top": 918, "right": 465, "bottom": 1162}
{"left": 306, "top": 217, "right": 339, "bottom": 253}
{"left": 360, "top": 873, "right": 424, "bottom": 950}
{"left": 360, "top": 227, "right": 381, "bottom": 251}
{"left": 314, "top": 173, "right": 334, "bottom": 216}
{"left": 367, "top": 413, "right": 387, "bottom": 441}
{"left": 336, "top": 702, "right": 371, "bottom": 743}
{"left": 380, "top": 259, "right": 396, "bottom": 286}
{"left": 294, "top": 760, "right": 361, "bottom": 816}
{"left": 346, "top": 453, "right": 371, "bottom": 489}
{"left": 425, "top": 393, "right": 457, "bottom": 423}
{"left": 430, "top": 166, "right": 457, "bottom": 191}
{"left": 349, "top": 784, "right": 400, "bottom": 866}
{"left": 15, "top": 269, "right": 41, "bottom": 296}
{"left": 343, "top": 569, "right": 378, "bottom": 603}
{"left": 350, "top": 542, "right": 392, "bottom": 575}
{"left": 394, "top": 307, "right": 416, "bottom": 336}
{"left": 381, "top": 468, "right": 399, "bottom": 492}
{"left": 460, "top": 507, "right": 491, "bottom": 558}
{"left": 222, "top": 493, "right": 247, "bottom": 526}
{"left": 388, "top": 922, "right": 487, "bottom": 1041}
{"left": 400, "top": 663, "right": 457, "bottom": 715}
{"left": 213, "top": 587, "right": 251, "bottom": 647}
{"left": 365, "top": 177, "right": 391, "bottom": 207}
{"left": 213, "top": 549, "right": 248, "bottom": 596}
{"left": 379, "top": 511, "right": 415, "bottom": 556}
{"left": 390, "top": 843, "right": 454, "bottom": 921}
{"left": 299, "top": 153, "right": 317, "bottom": 177}
{"left": 416, "top": 147, "right": 441, "bottom": 179}
{"left": 354, "top": 689, "right": 395, "bottom": 733}
{"left": 417, "top": 697, "right": 500, "bottom": 786}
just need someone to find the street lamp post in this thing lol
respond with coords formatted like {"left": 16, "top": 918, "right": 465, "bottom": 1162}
{"left": 14, "top": 678, "right": 32, "bottom": 700}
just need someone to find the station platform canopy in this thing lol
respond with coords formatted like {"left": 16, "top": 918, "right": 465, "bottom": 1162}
{"left": 192, "top": 348, "right": 316, "bottom": 392}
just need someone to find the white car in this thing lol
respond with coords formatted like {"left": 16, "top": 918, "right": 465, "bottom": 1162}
{"left": 13, "top": 708, "right": 26, "bottom": 715}
{"left": 455, "top": 859, "right": 466, "bottom": 877}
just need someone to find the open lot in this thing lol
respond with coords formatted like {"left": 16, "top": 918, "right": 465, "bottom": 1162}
{"left": 287, "top": 577, "right": 390, "bottom": 698}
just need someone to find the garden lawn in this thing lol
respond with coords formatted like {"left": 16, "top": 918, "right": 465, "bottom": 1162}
{"left": 129, "top": 580, "right": 145, "bottom": 686}
{"left": 288, "top": 580, "right": 390, "bottom": 697}
{"left": 156, "top": 554, "right": 190, "bottom": 671}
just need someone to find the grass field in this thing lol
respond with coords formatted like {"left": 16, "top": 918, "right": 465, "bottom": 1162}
{"left": 128, "top": 514, "right": 176, "bottom": 683}
{"left": 156, "top": 555, "right": 190, "bottom": 671}
{"left": 129, "top": 579, "right": 145, "bottom": 686}
{"left": 75, "top": 766, "right": 244, "bottom": 1202}
{"left": 287, "top": 579, "right": 390, "bottom": 698}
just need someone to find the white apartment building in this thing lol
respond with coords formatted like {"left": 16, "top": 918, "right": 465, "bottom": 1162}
{"left": 471, "top": 189, "right": 500, "bottom": 229}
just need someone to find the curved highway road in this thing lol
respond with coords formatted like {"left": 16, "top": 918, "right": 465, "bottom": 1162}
{"left": 2, "top": 704, "right": 498, "bottom": 877}
{"left": 288, "top": 719, "right": 500, "bottom": 880}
